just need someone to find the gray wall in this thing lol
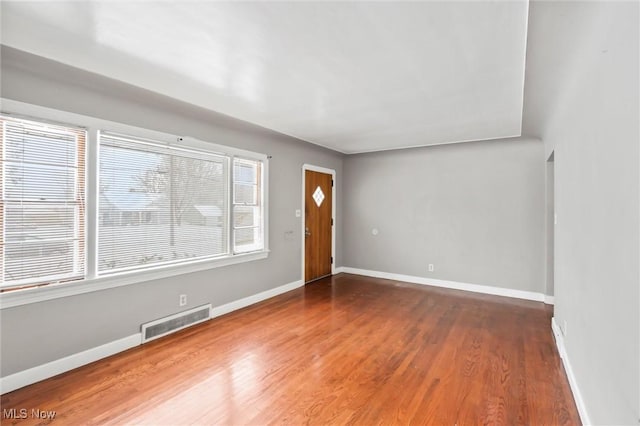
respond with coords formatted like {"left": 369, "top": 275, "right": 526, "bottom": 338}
{"left": 343, "top": 137, "right": 546, "bottom": 293}
{"left": 523, "top": 1, "right": 639, "bottom": 423}
{"left": 0, "top": 47, "right": 344, "bottom": 376}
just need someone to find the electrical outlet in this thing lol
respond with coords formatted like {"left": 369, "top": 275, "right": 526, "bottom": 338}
{"left": 428, "top": 264, "right": 434, "bottom": 272}
{"left": 179, "top": 294, "right": 187, "bottom": 307}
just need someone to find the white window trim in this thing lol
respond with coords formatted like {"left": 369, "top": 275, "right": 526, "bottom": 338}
{"left": 0, "top": 99, "right": 269, "bottom": 309}
{"left": 232, "top": 157, "right": 265, "bottom": 255}
{"left": 1, "top": 118, "right": 86, "bottom": 287}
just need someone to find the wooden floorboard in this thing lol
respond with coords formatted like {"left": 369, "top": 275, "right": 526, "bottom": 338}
{"left": 1, "top": 273, "right": 580, "bottom": 425}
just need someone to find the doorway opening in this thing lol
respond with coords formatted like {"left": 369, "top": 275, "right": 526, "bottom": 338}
{"left": 546, "top": 151, "right": 555, "bottom": 305}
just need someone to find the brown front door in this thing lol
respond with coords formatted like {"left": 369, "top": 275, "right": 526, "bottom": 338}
{"left": 305, "top": 170, "right": 333, "bottom": 283}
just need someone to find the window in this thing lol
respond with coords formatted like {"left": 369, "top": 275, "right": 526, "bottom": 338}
{"left": 0, "top": 108, "right": 267, "bottom": 293}
{"left": 97, "top": 132, "right": 265, "bottom": 276}
{"left": 98, "top": 133, "right": 229, "bottom": 274}
{"left": 233, "top": 158, "right": 263, "bottom": 253}
{"left": 0, "top": 115, "right": 86, "bottom": 289}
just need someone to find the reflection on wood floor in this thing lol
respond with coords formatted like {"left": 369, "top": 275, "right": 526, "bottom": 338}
{"left": 1, "top": 273, "right": 580, "bottom": 425}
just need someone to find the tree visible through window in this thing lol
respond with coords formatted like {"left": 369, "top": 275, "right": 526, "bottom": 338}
{"left": 0, "top": 114, "right": 267, "bottom": 291}
{"left": 98, "top": 133, "right": 229, "bottom": 273}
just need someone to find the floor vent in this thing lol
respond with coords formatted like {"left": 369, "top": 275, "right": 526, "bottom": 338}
{"left": 141, "top": 304, "right": 212, "bottom": 343}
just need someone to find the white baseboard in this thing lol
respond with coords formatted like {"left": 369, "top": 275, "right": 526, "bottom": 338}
{"left": 0, "top": 333, "right": 141, "bottom": 395}
{"left": 338, "top": 267, "right": 548, "bottom": 303}
{"left": 544, "top": 294, "right": 555, "bottom": 305}
{"left": 0, "top": 279, "right": 304, "bottom": 395}
{"left": 551, "top": 318, "right": 591, "bottom": 425}
{"left": 210, "top": 280, "right": 303, "bottom": 319}
{"left": 334, "top": 266, "right": 346, "bottom": 274}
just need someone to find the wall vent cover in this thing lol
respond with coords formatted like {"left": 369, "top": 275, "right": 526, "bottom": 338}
{"left": 141, "top": 304, "right": 212, "bottom": 343}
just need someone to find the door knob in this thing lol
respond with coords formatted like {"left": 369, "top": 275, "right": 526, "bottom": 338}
{"left": 305, "top": 227, "right": 311, "bottom": 237}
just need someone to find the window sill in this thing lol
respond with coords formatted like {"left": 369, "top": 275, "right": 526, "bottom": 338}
{"left": 0, "top": 250, "right": 269, "bottom": 309}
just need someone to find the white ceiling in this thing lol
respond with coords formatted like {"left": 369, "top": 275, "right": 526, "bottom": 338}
{"left": 1, "top": 1, "right": 529, "bottom": 154}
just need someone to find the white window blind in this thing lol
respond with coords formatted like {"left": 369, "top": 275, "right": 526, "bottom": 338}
{"left": 98, "top": 133, "right": 229, "bottom": 274}
{"left": 233, "top": 158, "right": 263, "bottom": 253}
{"left": 0, "top": 115, "right": 85, "bottom": 289}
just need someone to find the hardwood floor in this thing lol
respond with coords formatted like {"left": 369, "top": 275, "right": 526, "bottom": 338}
{"left": 1, "top": 273, "right": 580, "bottom": 425}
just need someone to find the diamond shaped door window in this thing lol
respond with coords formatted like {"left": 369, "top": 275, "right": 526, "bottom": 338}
{"left": 312, "top": 186, "right": 325, "bottom": 207}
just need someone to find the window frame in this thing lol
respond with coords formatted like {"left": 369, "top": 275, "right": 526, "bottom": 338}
{"left": 0, "top": 99, "right": 269, "bottom": 308}
{"left": 97, "top": 132, "right": 235, "bottom": 275}
{"left": 1, "top": 115, "right": 86, "bottom": 288}
{"left": 232, "top": 157, "right": 264, "bottom": 254}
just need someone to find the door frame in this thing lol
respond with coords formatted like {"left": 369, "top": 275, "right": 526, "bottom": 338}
{"left": 546, "top": 151, "right": 555, "bottom": 305}
{"left": 301, "top": 164, "right": 336, "bottom": 282}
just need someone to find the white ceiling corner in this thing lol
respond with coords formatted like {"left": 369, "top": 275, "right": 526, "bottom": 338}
{"left": 1, "top": 1, "right": 529, "bottom": 154}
